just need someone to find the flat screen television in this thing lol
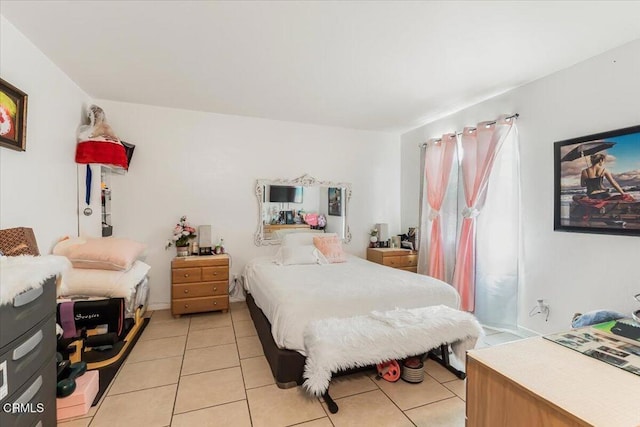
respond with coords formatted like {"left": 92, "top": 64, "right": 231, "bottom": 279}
{"left": 269, "top": 185, "right": 303, "bottom": 203}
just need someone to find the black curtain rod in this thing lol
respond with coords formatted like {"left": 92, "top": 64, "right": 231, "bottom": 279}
{"left": 420, "top": 113, "right": 519, "bottom": 147}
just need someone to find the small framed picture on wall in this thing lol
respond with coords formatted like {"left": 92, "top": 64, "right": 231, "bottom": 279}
{"left": 0, "top": 78, "right": 28, "bottom": 152}
{"left": 328, "top": 187, "right": 342, "bottom": 216}
{"left": 554, "top": 124, "right": 640, "bottom": 236}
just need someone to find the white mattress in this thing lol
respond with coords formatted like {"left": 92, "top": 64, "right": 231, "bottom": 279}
{"left": 243, "top": 255, "right": 460, "bottom": 355}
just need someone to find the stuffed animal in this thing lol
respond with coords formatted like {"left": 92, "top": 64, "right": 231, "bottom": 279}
{"left": 75, "top": 104, "right": 128, "bottom": 169}
{"left": 77, "top": 105, "right": 119, "bottom": 142}
{"left": 571, "top": 310, "right": 625, "bottom": 328}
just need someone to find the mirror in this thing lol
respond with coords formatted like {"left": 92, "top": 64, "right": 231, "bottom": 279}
{"left": 255, "top": 174, "right": 352, "bottom": 246}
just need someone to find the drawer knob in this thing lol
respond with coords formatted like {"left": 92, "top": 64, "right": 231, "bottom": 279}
{"left": 184, "top": 289, "right": 189, "bottom": 294}
{"left": 184, "top": 273, "right": 189, "bottom": 278}
{"left": 214, "top": 301, "right": 217, "bottom": 305}
{"left": 184, "top": 304, "right": 189, "bottom": 308}
{"left": 213, "top": 287, "right": 217, "bottom": 292}
{"left": 213, "top": 272, "right": 218, "bottom": 276}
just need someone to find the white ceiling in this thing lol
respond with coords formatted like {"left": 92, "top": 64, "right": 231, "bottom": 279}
{"left": 3, "top": 1, "right": 640, "bottom": 132}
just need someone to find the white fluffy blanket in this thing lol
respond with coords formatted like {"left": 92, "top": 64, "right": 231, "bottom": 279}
{"left": 0, "top": 255, "right": 70, "bottom": 306}
{"left": 303, "top": 305, "right": 483, "bottom": 396}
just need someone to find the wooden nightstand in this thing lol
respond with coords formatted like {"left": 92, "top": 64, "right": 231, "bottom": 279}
{"left": 366, "top": 248, "right": 418, "bottom": 273}
{"left": 171, "top": 254, "right": 229, "bottom": 317}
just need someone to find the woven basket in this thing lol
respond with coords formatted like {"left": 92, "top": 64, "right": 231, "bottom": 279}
{"left": 0, "top": 227, "right": 40, "bottom": 256}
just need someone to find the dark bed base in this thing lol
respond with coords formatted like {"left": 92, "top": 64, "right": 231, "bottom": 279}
{"left": 246, "top": 293, "right": 466, "bottom": 396}
{"left": 246, "top": 293, "right": 306, "bottom": 388}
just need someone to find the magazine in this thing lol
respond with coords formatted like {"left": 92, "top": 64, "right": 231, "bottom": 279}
{"left": 544, "top": 318, "right": 640, "bottom": 377}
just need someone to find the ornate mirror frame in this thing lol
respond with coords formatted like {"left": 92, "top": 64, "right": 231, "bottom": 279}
{"left": 254, "top": 173, "right": 352, "bottom": 246}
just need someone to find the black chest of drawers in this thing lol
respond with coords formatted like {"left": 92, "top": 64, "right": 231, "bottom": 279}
{"left": 0, "top": 276, "right": 57, "bottom": 427}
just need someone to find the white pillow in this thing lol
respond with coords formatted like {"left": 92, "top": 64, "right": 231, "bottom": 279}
{"left": 275, "top": 245, "right": 328, "bottom": 266}
{"left": 281, "top": 232, "right": 337, "bottom": 247}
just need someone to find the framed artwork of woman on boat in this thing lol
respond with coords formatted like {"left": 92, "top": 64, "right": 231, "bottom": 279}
{"left": 554, "top": 124, "right": 640, "bottom": 236}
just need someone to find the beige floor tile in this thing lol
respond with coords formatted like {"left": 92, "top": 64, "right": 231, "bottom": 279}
{"left": 108, "top": 356, "right": 182, "bottom": 395}
{"left": 404, "top": 396, "right": 466, "bottom": 427}
{"left": 324, "top": 371, "right": 378, "bottom": 400}
{"left": 140, "top": 318, "right": 190, "bottom": 341}
{"left": 443, "top": 379, "right": 466, "bottom": 400}
{"left": 424, "top": 358, "right": 459, "bottom": 383}
{"left": 240, "top": 356, "right": 275, "bottom": 389}
{"left": 230, "top": 301, "right": 248, "bottom": 311}
{"left": 231, "top": 308, "right": 251, "bottom": 322}
{"left": 374, "top": 373, "right": 454, "bottom": 410}
{"left": 57, "top": 418, "right": 92, "bottom": 427}
{"left": 171, "top": 400, "right": 251, "bottom": 427}
{"left": 233, "top": 319, "right": 258, "bottom": 338}
{"left": 174, "top": 367, "right": 246, "bottom": 414}
{"left": 91, "top": 384, "right": 176, "bottom": 427}
{"left": 182, "top": 343, "right": 239, "bottom": 375}
{"left": 246, "top": 384, "right": 325, "bottom": 427}
{"left": 237, "top": 335, "right": 264, "bottom": 359}
{"left": 328, "top": 390, "right": 413, "bottom": 427}
{"left": 295, "top": 418, "right": 334, "bottom": 427}
{"left": 149, "top": 309, "right": 176, "bottom": 324}
{"left": 126, "top": 335, "right": 186, "bottom": 363}
{"left": 189, "top": 310, "right": 233, "bottom": 331}
{"left": 186, "top": 326, "right": 236, "bottom": 349}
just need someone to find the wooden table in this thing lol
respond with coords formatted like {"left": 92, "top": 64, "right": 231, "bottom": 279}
{"left": 466, "top": 336, "right": 640, "bottom": 427}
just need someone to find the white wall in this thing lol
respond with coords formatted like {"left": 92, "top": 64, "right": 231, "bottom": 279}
{"left": 401, "top": 39, "right": 640, "bottom": 334}
{"left": 93, "top": 100, "right": 400, "bottom": 309}
{"left": 0, "top": 16, "right": 90, "bottom": 252}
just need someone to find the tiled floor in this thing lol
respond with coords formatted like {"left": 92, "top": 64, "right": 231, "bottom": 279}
{"left": 58, "top": 303, "right": 522, "bottom": 427}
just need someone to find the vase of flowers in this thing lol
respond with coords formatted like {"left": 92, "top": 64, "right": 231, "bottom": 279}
{"left": 166, "top": 216, "right": 197, "bottom": 257}
{"left": 369, "top": 228, "right": 378, "bottom": 247}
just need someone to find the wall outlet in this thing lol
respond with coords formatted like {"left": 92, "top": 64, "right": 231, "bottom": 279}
{"left": 530, "top": 298, "right": 550, "bottom": 322}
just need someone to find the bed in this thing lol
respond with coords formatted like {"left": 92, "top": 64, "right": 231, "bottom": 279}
{"left": 243, "top": 253, "right": 460, "bottom": 387}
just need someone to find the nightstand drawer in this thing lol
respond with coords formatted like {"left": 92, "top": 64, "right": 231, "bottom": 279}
{"left": 172, "top": 267, "right": 202, "bottom": 283}
{"left": 172, "top": 296, "right": 229, "bottom": 315}
{"left": 397, "top": 266, "right": 418, "bottom": 273}
{"left": 382, "top": 255, "right": 417, "bottom": 268}
{"left": 172, "top": 282, "right": 228, "bottom": 298}
{"left": 202, "top": 266, "right": 228, "bottom": 281}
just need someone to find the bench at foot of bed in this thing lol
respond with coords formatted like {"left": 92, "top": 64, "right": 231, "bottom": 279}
{"left": 303, "top": 305, "right": 482, "bottom": 413}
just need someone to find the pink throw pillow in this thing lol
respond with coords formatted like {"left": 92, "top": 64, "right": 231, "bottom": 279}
{"left": 313, "top": 235, "right": 346, "bottom": 263}
{"left": 53, "top": 237, "right": 146, "bottom": 271}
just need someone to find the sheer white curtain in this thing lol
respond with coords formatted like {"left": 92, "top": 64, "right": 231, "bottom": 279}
{"left": 474, "top": 125, "right": 520, "bottom": 329}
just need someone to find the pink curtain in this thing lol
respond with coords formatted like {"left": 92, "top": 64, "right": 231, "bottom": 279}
{"left": 424, "top": 134, "right": 457, "bottom": 280}
{"left": 452, "top": 115, "right": 515, "bottom": 311}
